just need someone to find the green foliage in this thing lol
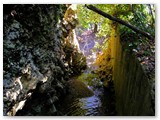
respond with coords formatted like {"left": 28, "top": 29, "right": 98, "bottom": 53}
{"left": 77, "top": 4, "right": 132, "bottom": 38}
{"left": 77, "top": 4, "right": 112, "bottom": 37}
{"left": 77, "top": 4, "right": 155, "bottom": 41}
{"left": 118, "top": 5, "right": 155, "bottom": 55}
{"left": 120, "top": 4, "right": 155, "bottom": 40}
{"left": 77, "top": 73, "right": 102, "bottom": 87}
{"left": 132, "top": 4, "right": 155, "bottom": 35}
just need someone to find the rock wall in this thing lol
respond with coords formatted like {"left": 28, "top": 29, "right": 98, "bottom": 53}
{"left": 3, "top": 4, "right": 86, "bottom": 116}
{"left": 110, "top": 27, "right": 155, "bottom": 115}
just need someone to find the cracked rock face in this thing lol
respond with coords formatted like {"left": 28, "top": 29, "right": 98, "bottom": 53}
{"left": 3, "top": 4, "right": 68, "bottom": 116}
{"left": 3, "top": 4, "right": 87, "bottom": 116}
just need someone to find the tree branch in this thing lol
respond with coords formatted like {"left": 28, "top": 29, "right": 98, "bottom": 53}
{"left": 85, "top": 5, "right": 154, "bottom": 40}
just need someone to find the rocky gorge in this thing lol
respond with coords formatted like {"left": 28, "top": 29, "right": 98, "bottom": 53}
{"left": 3, "top": 4, "right": 155, "bottom": 116}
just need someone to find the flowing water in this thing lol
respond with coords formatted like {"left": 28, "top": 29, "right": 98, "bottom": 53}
{"left": 57, "top": 86, "right": 116, "bottom": 116}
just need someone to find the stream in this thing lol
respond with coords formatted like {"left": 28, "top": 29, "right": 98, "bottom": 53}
{"left": 56, "top": 84, "right": 116, "bottom": 116}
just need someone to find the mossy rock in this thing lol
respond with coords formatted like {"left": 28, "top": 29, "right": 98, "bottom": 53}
{"left": 67, "top": 80, "right": 94, "bottom": 99}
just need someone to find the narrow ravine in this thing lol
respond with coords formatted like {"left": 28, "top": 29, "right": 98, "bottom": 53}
{"left": 56, "top": 28, "right": 116, "bottom": 116}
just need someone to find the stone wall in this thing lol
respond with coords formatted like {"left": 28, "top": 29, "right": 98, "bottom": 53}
{"left": 3, "top": 4, "right": 86, "bottom": 116}
{"left": 110, "top": 27, "right": 155, "bottom": 115}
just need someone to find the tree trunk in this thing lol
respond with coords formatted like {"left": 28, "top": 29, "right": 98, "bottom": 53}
{"left": 93, "top": 23, "right": 98, "bottom": 33}
{"left": 148, "top": 4, "right": 155, "bottom": 27}
{"left": 85, "top": 5, "right": 154, "bottom": 40}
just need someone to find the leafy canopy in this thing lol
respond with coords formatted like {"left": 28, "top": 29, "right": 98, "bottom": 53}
{"left": 77, "top": 4, "right": 155, "bottom": 38}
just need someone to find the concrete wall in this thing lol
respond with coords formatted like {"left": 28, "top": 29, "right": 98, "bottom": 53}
{"left": 110, "top": 28, "right": 154, "bottom": 116}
